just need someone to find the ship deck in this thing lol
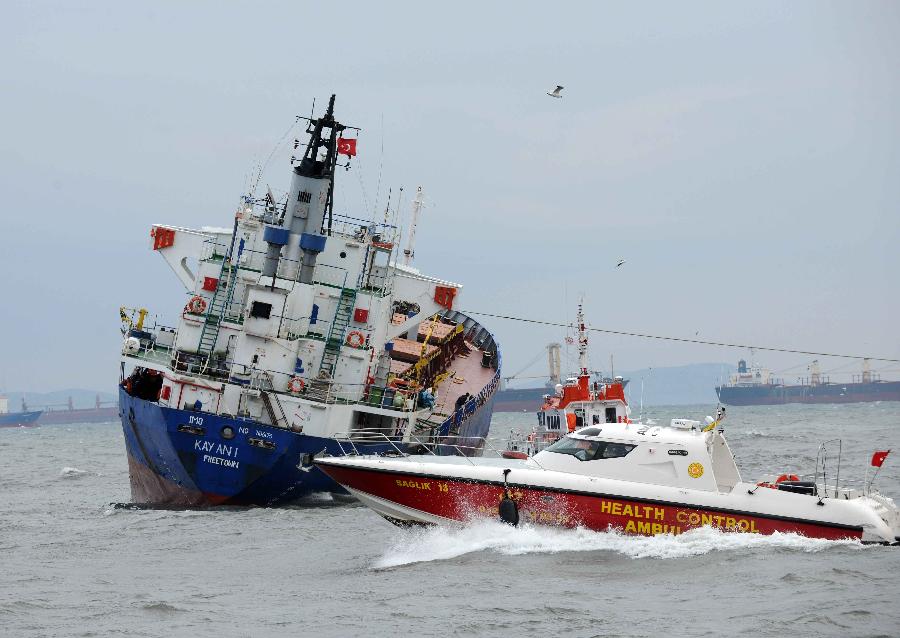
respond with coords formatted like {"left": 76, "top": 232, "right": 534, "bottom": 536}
{"left": 423, "top": 340, "right": 497, "bottom": 423}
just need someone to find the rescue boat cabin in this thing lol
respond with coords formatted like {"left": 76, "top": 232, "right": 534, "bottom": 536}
{"left": 534, "top": 419, "right": 742, "bottom": 494}
{"left": 539, "top": 373, "right": 630, "bottom": 435}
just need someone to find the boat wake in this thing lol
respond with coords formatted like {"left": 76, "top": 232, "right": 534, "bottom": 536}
{"left": 59, "top": 466, "right": 88, "bottom": 478}
{"left": 373, "top": 521, "right": 865, "bottom": 568}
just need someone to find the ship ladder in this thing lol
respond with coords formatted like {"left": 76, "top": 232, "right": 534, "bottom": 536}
{"left": 197, "top": 262, "right": 236, "bottom": 366}
{"left": 259, "top": 375, "right": 289, "bottom": 429}
{"left": 318, "top": 287, "right": 357, "bottom": 378}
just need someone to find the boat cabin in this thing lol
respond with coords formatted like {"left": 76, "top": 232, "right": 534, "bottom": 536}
{"left": 530, "top": 419, "right": 742, "bottom": 493}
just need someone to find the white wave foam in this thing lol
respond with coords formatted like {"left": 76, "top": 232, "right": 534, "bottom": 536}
{"left": 59, "top": 466, "right": 87, "bottom": 478}
{"left": 373, "top": 521, "right": 863, "bottom": 568}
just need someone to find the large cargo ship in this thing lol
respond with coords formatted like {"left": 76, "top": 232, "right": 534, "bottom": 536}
{"left": 716, "top": 359, "right": 900, "bottom": 406}
{"left": 0, "top": 396, "right": 41, "bottom": 428}
{"left": 118, "top": 96, "right": 500, "bottom": 507}
{"left": 37, "top": 395, "right": 119, "bottom": 425}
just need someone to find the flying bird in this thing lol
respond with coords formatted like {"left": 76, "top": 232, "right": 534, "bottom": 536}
{"left": 616, "top": 259, "right": 626, "bottom": 268}
{"left": 547, "top": 85, "right": 564, "bottom": 98}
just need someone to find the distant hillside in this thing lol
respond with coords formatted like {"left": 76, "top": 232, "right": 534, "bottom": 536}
{"left": 2, "top": 389, "right": 118, "bottom": 411}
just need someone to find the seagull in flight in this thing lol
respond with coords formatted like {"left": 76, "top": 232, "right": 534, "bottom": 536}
{"left": 547, "top": 85, "right": 564, "bottom": 98}
{"left": 616, "top": 259, "right": 626, "bottom": 268}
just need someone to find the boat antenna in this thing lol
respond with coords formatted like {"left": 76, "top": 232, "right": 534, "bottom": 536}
{"left": 372, "top": 113, "right": 385, "bottom": 221}
{"left": 639, "top": 367, "right": 651, "bottom": 423}
{"left": 576, "top": 298, "right": 588, "bottom": 377}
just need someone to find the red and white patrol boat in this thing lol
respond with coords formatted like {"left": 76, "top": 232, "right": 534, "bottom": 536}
{"left": 317, "top": 306, "right": 900, "bottom": 544}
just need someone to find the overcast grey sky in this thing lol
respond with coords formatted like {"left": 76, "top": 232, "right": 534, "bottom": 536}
{"left": 1, "top": 1, "right": 898, "bottom": 392}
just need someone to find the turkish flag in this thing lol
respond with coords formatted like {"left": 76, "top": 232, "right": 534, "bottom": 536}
{"left": 871, "top": 450, "right": 891, "bottom": 468}
{"left": 337, "top": 137, "right": 357, "bottom": 157}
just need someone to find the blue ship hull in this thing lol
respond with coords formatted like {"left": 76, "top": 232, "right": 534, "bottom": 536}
{"left": 0, "top": 410, "right": 42, "bottom": 428}
{"left": 119, "top": 387, "right": 497, "bottom": 507}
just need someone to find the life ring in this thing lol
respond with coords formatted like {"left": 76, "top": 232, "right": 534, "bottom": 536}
{"left": 288, "top": 376, "right": 306, "bottom": 394}
{"left": 775, "top": 473, "right": 800, "bottom": 484}
{"left": 185, "top": 295, "right": 207, "bottom": 315}
{"left": 346, "top": 330, "right": 365, "bottom": 348}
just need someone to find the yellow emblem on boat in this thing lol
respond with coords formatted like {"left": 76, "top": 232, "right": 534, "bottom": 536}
{"left": 687, "top": 462, "right": 704, "bottom": 478}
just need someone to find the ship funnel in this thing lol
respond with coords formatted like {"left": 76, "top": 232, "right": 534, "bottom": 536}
{"left": 262, "top": 95, "right": 348, "bottom": 283}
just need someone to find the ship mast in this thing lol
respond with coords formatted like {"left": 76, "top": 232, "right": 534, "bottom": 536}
{"left": 402, "top": 187, "right": 424, "bottom": 266}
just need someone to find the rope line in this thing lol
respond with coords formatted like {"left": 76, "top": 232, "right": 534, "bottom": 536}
{"left": 461, "top": 310, "right": 900, "bottom": 363}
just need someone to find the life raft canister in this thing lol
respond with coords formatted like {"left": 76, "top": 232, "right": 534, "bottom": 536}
{"left": 346, "top": 330, "right": 365, "bottom": 348}
{"left": 185, "top": 295, "right": 207, "bottom": 315}
{"left": 288, "top": 376, "right": 306, "bottom": 394}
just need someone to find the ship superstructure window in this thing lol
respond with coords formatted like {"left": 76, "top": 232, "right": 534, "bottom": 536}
{"left": 250, "top": 301, "right": 272, "bottom": 319}
{"left": 298, "top": 191, "right": 312, "bottom": 203}
{"left": 605, "top": 407, "right": 617, "bottom": 423}
{"left": 545, "top": 437, "right": 636, "bottom": 461}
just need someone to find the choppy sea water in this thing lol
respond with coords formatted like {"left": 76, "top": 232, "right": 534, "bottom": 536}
{"left": 2, "top": 403, "right": 899, "bottom": 638}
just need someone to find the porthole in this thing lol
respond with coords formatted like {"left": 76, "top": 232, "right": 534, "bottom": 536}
{"left": 339, "top": 251, "right": 347, "bottom": 258}
{"left": 221, "top": 425, "right": 235, "bottom": 440}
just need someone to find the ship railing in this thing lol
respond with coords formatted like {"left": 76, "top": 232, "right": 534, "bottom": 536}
{"left": 241, "top": 366, "right": 427, "bottom": 412}
{"left": 199, "top": 236, "right": 232, "bottom": 262}
{"left": 231, "top": 245, "right": 305, "bottom": 281}
{"left": 329, "top": 213, "right": 398, "bottom": 242}
{"left": 180, "top": 289, "right": 245, "bottom": 325}
{"left": 205, "top": 241, "right": 353, "bottom": 292}
{"left": 276, "top": 315, "right": 332, "bottom": 342}
{"left": 331, "top": 431, "right": 513, "bottom": 465}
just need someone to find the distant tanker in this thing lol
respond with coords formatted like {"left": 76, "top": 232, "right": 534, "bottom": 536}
{"left": 716, "top": 359, "right": 900, "bottom": 406}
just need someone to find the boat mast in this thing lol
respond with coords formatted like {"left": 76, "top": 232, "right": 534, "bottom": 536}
{"left": 577, "top": 299, "right": 588, "bottom": 377}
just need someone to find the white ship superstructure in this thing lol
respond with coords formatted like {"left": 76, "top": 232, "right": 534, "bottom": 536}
{"left": 118, "top": 96, "right": 500, "bottom": 506}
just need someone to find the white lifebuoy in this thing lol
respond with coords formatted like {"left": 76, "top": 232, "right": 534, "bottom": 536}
{"left": 186, "top": 296, "right": 207, "bottom": 315}
{"left": 346, "top": 330, "right": 365, "bottom": 348}
{"left": 288, "top": 376, "right": 306, "bottom": 394}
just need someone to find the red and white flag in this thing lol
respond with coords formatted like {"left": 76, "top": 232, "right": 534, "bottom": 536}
{"left": 337, "top": 137, "right": 357, "bottom": 157}
{"left": 871, "top": 450, "right": 891, "bottom": 468}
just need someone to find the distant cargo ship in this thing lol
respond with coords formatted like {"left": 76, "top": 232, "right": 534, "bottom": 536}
{"left": 37, "top": 395, "right": 119, "bottom": 425}
{"left": 716, "top": 359, "right": 900, "bottom": 406}
{"left": 0, "top": 396, "right": 42, "bottom": 428}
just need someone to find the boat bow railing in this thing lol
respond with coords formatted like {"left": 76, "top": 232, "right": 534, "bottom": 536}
{"left": 332, "top": 430, "right": 516, "bottom": 464}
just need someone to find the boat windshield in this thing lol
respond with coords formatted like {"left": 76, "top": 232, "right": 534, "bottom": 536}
{"left": 545, "top": 437, "right": 635, "bottom": 461}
